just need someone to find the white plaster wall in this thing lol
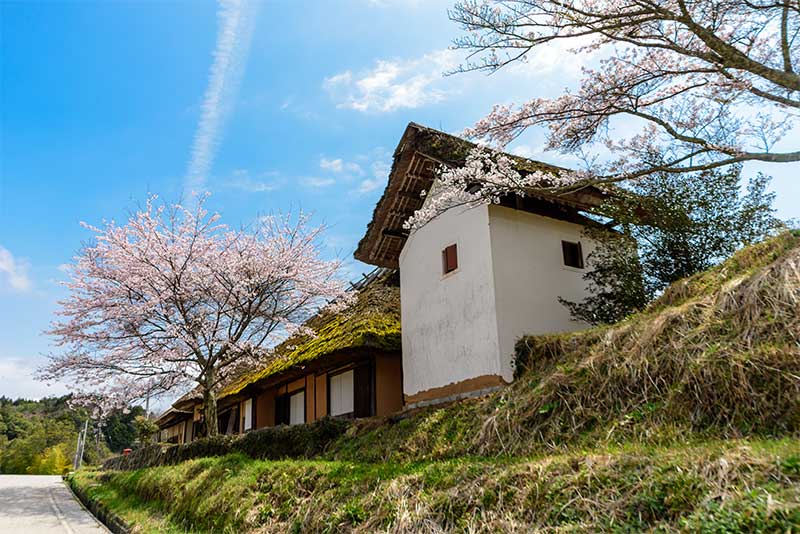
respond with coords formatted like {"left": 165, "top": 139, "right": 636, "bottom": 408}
{"left": 488, "top": 205, "right": 595, "bottom": 381}
{"left": 399, "top": 204, "right": 502, "bottom": 397}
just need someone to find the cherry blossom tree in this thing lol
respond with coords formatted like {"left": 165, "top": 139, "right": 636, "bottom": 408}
{"left": 40, "top": 196, "right": 348, "bottom": 437}
{"left": 408, "top": 0, "right": 799, "bottom": 227}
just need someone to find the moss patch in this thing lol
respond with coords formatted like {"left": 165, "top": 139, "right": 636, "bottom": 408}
{"left": 221, "top": 271, "right": 400, "bottom": 398}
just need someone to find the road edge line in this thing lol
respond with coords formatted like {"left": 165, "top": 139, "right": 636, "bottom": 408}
{"left": 63, "top": 473, "right": 129, "bottom": 534}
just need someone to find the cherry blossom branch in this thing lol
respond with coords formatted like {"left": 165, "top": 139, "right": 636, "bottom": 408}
{"left": 434, "top": 0, "right": 800, "bottom": 207}
{"left": 39, "top": 195, "right": 348, "bottom": 434}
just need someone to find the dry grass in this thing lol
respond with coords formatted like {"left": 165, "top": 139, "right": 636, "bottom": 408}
{"left": 501, "top": 231, "right": 800, "bottom": 450}
{"left": 330, "top": 232, "right": 800, "bottom": 462}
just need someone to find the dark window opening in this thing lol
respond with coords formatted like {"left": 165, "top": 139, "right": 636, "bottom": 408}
{"left": 562, "top": 240, "right": 584, "bottom": 269}
{"left": 353, "top": 362, "right": 374, "bottom": 418}
{"left": 217, "top": 405, "right": 240, "bottom": 435}
{"left": 191, "top": 421, "right": 202, "bottom": 441}
{"left": 465, "top": 182, "right": 482, "bottom": 194}
{"left": 275, "top": 393, "right": 290, "bottom": 426}
{"left": 442, "top": 244, "right": 458, "bottom": 274}
{"left": 275, "top": 389, "right": 305, "bottom": 426}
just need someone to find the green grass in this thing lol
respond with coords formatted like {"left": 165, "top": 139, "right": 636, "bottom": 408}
{"left": 67, "top": 472, "right": 185, "bottom": 533}
{"left": 70, "top": 438, "right": 800, "bottom": 533}
{"left": 75, "top": 233, "right": 800, "bottom": 532}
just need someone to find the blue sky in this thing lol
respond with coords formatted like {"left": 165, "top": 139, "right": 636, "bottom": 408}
{"left": 1, "top": 0, "right": 798, "bottom": 401}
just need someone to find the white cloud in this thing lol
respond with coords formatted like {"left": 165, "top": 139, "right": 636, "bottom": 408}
{"left": 0, "top": 246, "right": 32, "bottom": 292}
{"left": 509, "top": 144, "right": 537, "bottom": 159}
{"left": 346, "top": 163, "right": 363, "bottom": 174}
{"left": 0, "top": 358, "right": 68, "bottom": 400}
{"left": 355, "top": 158, "right": 392, "bottom": 194}
{"left": 323, "top": 37, "right": 599, "bottom": 116}
{"left": 302, "top": 176, "right": 336, "bottom": 189}
{"left": 320, "top": 157, "right": 343, "bottom": 172}
{"left": 185, "top": 0, "right": 259, "bottom": 194}
{"left": 222, "top": 169, "right": 282, "bottom": 193}
{"left": 324, "top": 71, "right": 352, "bottom": 86}
{"left": 323, "top": 49, "right": 459, "bottom": 113}
{"left": 356, "top": 177, "right": 384, "bottom": 193}
{"left": 503, "top": 38, "right": 598, "bottom": 79}
{"left": 320, "top": 157, "right": 363, "bottom": 175}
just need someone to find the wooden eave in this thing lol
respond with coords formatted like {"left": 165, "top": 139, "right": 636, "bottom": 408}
{"left": 154, "top": 407, "right": 193, "bottom": 429}
{"left": 354, "top": 122, "right": 610, "bottom": 269}
{"left": 219, "top": 346, "right": 397, "bottom": 407}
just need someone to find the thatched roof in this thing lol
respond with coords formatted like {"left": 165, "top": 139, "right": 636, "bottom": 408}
{"left": 170, "top": 388, "right": 203, "bottom": 411}
{"left": 355, "top": 122, "right": 609, "bottom": 269}
{"left": 217, "top": 268, "right": 401, "bottom": 399}
{"left": 158, "top": 269, "right": 400, "bottom": 423}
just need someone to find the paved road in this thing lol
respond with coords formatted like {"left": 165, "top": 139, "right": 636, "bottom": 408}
{"left": 0, "top": 475, "right": 108, "bottom": 533}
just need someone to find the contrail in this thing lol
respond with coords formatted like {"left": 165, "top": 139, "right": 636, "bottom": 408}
{"left": 185, "top": 0, "right": 258, "bottom": 195}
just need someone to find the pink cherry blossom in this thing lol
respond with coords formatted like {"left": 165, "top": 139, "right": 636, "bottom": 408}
{"left": 434, "top": 0, "right": 799, "bottom": 215}
{"left": 39, "top": 194, "right": 348, "bottom": 436}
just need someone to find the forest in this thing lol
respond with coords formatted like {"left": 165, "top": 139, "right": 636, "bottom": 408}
{"left": 0, "top": 395, "right": 144, "bottom": 474}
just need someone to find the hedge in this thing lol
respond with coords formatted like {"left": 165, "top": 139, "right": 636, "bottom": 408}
{"left": 103, "top": 417, "right": 350, "bottom": 470}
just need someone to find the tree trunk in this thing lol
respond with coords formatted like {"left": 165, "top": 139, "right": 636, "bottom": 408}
{"left": 202, "top": 371, "right": 218, "bottom": 437}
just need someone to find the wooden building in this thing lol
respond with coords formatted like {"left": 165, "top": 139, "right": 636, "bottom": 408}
{"left": 157, "top": 268, "right": 402, "bottom": 442}
{"left": 354, "top": 123, "right": 608, "bottom": 407}
{"left": 154, "top": 122, "right": 612, "bottom": 442}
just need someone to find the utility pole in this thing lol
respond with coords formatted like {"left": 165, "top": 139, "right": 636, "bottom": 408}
{"left": 72, "top": 431, "right": 82, "bottom": 470}
{"left": 74, "top": 418, "right": 89, "bottom": 470}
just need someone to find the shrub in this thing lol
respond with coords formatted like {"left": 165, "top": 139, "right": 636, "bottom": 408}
{"left": 103, "top": 417, "right": 349, "bottom": 470}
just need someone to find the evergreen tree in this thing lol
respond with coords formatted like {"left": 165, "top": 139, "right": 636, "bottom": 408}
{"left": 561, "top": 167, "right": 779, "bottom": 325}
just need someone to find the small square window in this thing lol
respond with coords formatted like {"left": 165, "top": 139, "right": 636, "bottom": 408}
{"left": 562, "top": 241, "right": 584, "bottom": 269}
{"left": 442, "top": 244, "right": 458, "bottom": 274}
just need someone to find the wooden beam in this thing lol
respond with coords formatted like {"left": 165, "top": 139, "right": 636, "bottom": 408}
{"left": 382, "top": 228, "right": 408, "bottom": 238}
{"left": 396, "top": 190, "right": 423, "bottom": 201}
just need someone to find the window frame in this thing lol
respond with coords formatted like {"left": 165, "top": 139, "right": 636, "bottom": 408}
{"left": 275, "top": 388, "right": 306, "bottom": 426}
{"left": 441, "top": 243, "right": 459, "bottom": 276}
{"left": 327, "top": 367, "right": 356, "bottom": 419}
{"left": 242, "top": 398, "right": 253, "bottom": 432}
{"left": 326, "top": 359, "right": 375, "bottom": 420}
{"left": 288, "top": 389, "right": 306, "bottom": 426}
{"left": 561, "top": 240, "right": 584, "bottom": 270}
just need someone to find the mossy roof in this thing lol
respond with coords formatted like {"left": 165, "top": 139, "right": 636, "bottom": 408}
{"left": 218, "top": 269, "right": 401, "bottom": 399}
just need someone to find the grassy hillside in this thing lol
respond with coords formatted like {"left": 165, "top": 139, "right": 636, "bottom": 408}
{"left": 71, "top": 438, "right": 799, "bottom": 533}
{"left": 326, "top": 230, "right": 800, "bottom": 463}
{"left": 69, "top": 232, "right": 800, "bottom": 532}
